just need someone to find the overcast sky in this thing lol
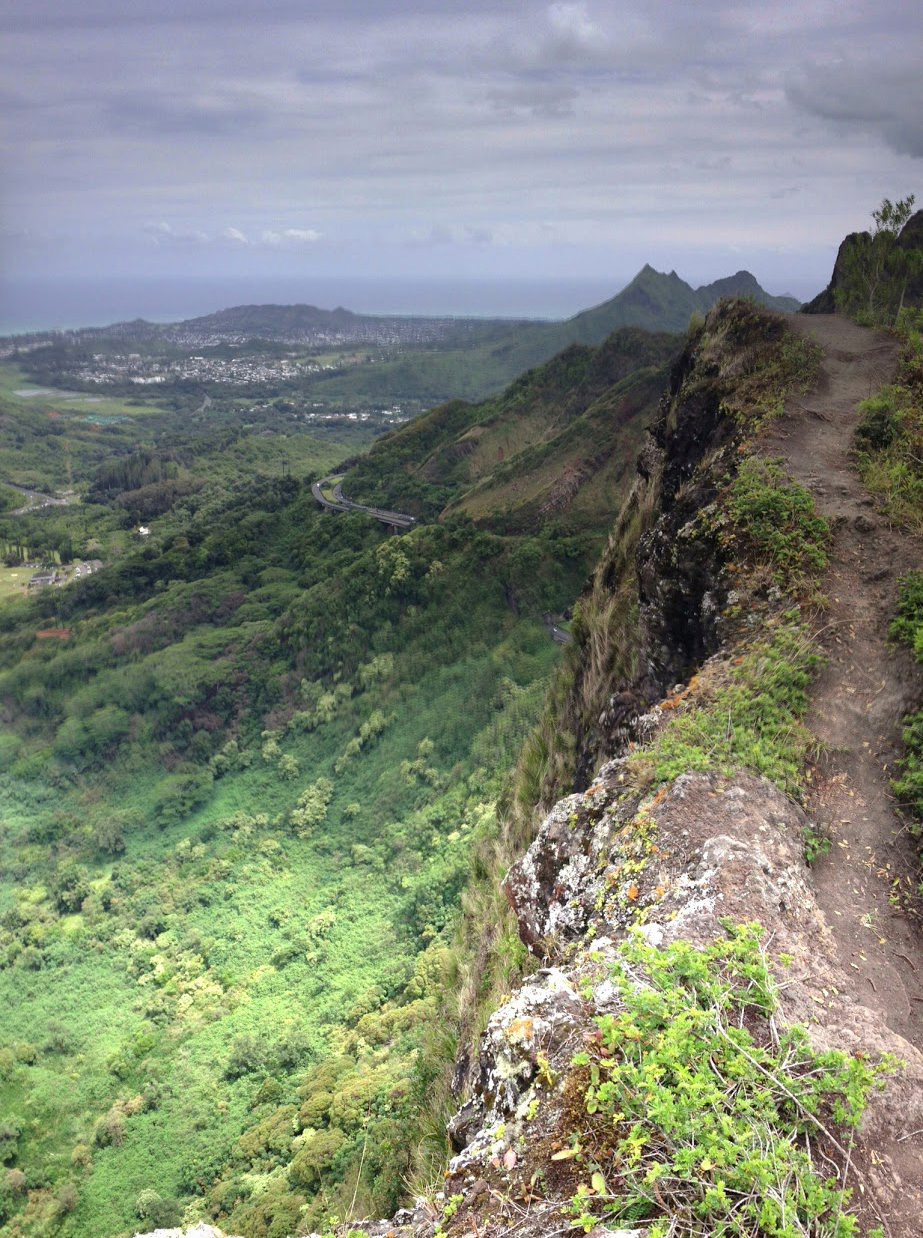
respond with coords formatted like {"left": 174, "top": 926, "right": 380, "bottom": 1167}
{"left": 2, "top": 0, "right": 921, "bottom": 302}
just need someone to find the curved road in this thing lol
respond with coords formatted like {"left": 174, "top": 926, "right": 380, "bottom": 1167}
{"left": 316, "top": 479, "right": 565, "bottom": 647}
{"left": 311, "top": 476, "right": 415, "bottom": 530}
{"left": 3, "top": 479, "right": 71, "bottom": 515}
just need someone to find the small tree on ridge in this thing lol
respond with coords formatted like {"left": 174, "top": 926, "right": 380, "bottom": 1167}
{"left": 836, "top": 195, "right": 923, "bottom": 325}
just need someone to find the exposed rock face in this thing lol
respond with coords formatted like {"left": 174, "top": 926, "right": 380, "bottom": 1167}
{"left": 446, "top": 965, "right": 585, "bottom": 1162}
{"left": 574, "top": 324, "right": 742, "bottom": 788}
{"left": 801, "top": 231, "right": 866, "bottom": 314}
{"left": 441, "top": 771, "right": 923, "bottom": 1237}
{"left": 500, "top": 780, "right": 633, "bottom": 951}
{"left": 312, "top": 772, "right": 923, "bottom": 1238}
{"left": 635, "top": 384, "right": 729, "bottom": 679}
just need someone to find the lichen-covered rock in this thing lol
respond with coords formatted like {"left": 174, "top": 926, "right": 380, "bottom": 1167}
{"left": 448, "top": 966, "right": 584, "bottom": 1165}
{"left": 439, "top": 770, "right": 923, "bottom": 1238}
{"left": 501, "top": 782, "right": 635, "bottom": 951}
{"left": 304, "top": 1208, "right": 426, "bottom": 1238}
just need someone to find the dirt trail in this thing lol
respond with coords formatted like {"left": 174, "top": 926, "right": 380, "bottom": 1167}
{"left": 763, "top": 313, "right": 923, "bottom": 1051}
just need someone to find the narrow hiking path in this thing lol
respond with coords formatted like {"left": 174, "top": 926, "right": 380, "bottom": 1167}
{"left": 764, "top": 313, "right": 923, "bottom": 1052}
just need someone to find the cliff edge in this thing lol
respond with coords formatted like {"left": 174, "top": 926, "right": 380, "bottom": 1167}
{"left": 332, "top": 300, "right": 923, "bottom": 1238}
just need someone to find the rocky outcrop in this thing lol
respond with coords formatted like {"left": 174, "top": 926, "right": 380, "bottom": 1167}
{"left": 802, "top": 208, "right": 923, "bottom": 313}
{"left": 321, "top": 768, "right": 922, "bottom": 1238}
{"left": 436, "top": 770, "right": 923, "bottom": 1237}
{"left": 801, "top": 231, "right": 866, "bottom": 314}
{"left": 574, "top": 313, "right": 746, "bottom": 786}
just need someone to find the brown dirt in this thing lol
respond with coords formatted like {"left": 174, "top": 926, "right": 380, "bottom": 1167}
{"left": 763, "top": 313, "right": 923, "bottom": 1055}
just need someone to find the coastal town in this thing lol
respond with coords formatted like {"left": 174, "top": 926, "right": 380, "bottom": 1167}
{"left": 74, "top": 351, "right": 341, "bottom": 387}
{"left": 0, "top": 302, "right": 513, "bottom": 366}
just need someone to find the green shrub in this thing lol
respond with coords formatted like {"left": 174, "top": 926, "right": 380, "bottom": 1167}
{"left": 135, "top": 1187, "right": 163, "bottom": 1218}
{"left": 0, "top": 1121, "right": 20, "bottom": 1165}
{"left": 855, "top": 390, "right": 901, "bottom": 452}
{"left": 226, "top": 1034, "right": 268, "bottom": 1080}
{"left": 136, "top": 1193, "right": 181, "bottom": 1227}
{"left": 56, "top": 1182, "right": 79, "bottom": 1215}
{"left": 642, "top": 614, "right": 820, "bottom": 795}
{"left": 154, "top": 768, "right": 214, "bottom": 826}
{"left": 889, "top": 573, "right": 923, "bottom": 837}
{"left": 50, "top": 862, "right": 91, "bottom": 913}
{"left": 569, "top": 926, "right": 892, "bottom": 1236}
{"left": 721, "top": 457, "right": 829, "bottom": 582}
{"left": 287, "top": 1127, "right": 346, "bottom": 1190}
{"left": 853, "top": 340, "right": 923, "bottom": 529}
{"left": 890, "top": 569, "right": 923, "bottom": 652}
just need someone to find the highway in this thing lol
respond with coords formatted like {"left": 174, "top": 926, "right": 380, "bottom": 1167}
{"left": 542, "top": 611, "right": 572, "bottom": 644}
{"left": 311, "top": 476, "right": 416, "bottom": 530}
{"left": 3, "top": 479, "right": 71, "bottom": 516}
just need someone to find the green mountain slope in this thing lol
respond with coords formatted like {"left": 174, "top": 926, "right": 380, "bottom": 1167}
{"left": 0, "top": 323, "right": 674, "bottom": 1236}
{"left": 309, "top": 266, "right": 798, "bottom": 403}
{"left": 339, "top": 326, "right": 678, "bottom": 531}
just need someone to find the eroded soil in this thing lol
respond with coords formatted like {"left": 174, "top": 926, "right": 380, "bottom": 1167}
{"left": 765, "top": 314, "right": 923, "bottom": 1053}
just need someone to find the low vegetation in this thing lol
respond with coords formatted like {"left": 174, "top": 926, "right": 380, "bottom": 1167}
{"left": 569, "top": 926, "right": 893, "bottom": 1237}
{"left": 720, "top": 457, "right": 829, "bottom": 581}
{"left": 637, "top": 614, "right": 821, "bottom": 796}
{"left": 853, "top": 309, "right": 923, "bottom": 530}
{"left": 888, "top": 572, "right": 923, "bottom": 866}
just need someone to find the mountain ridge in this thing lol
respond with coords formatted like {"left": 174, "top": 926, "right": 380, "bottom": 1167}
{"left": 173, "top": 265, "right": 798, "bottom": 341}
{"left": 304, "top": 298, "right": 923, "bottom": 1238}
{"left": 336, "top": 325, "right": 679, "bottom": 529}
{"left": 305, "top": 265, "right": 799, "bottom": 403}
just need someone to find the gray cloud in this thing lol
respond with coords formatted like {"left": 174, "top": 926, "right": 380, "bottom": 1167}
{"left": 106, "top": 89, "right": 277, "bottom": 138}
{"left": 486, "top": 82, "right": 578, "bottom": 119}
{"left": 787, "top": 56, "right": 923, "bottom": 158}
{"left": 2, "top": 0, "right": 921, "bottom": 297}
{"left": 1, "top": 0, "right": 499, "bottom": 33}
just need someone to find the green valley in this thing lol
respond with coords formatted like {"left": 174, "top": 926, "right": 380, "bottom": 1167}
{"left": 6, "top": 265, "right": 795, "bottom": 413}
{"left": 0, "top": 311, "right": 673, "bottom": 1237}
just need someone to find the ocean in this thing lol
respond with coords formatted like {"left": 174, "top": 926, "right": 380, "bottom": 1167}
{"left": 0, "top": 275, "right": 631, "bottom": 336}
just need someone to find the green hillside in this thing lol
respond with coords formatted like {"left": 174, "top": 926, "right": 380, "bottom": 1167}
{"left": 308, "top": 266, "right": 797, "bottom": 404}
{"left": 338, "top": 326, "right": 678, "bottom": 529}
{"left": 0, "top": 322, "right": 673, "bottom": 1237}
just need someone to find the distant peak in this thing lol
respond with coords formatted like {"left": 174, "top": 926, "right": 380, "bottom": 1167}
{"left": 632, "top": 264, "right": 684, "bottom": 285}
